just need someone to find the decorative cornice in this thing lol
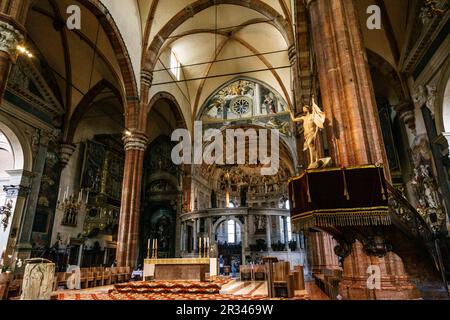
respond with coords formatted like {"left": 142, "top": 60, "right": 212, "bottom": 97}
{"left": 394, "top": 100, "right": 416, "bottom": 132}
{"left": 59, "top": 143, "right": 77, "bottom": 169}
{"left": 0, "top": 20, "right": 24, "bottom": 60}
{"left": 123, "top": 132, "right": 148, "bottom": 151}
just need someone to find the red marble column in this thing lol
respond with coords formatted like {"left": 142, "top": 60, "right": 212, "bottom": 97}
{"left": 307, "top": 0, "right": 389, "bottom": 171}
{"left": 116, "top": 132, "right": 148, "bottom": 267}
{"left": 305, "top": 0, "right": 415, "bottom": 299}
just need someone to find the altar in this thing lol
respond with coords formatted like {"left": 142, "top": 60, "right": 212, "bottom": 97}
{"left": 144, "top": 258, "right": 218, "bottom": 282}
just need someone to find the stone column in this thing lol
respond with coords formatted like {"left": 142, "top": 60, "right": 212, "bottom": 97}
{"left": 17, "top": 133, "right": 49, "bottom": 258}
{"left": 207, "top": 217, "right": 213, "bottom": 249}
{"left": 265, "top": 216, "right": 272, "bottom": 251}
{"left": 0, "top": 1, "right": 30, "bottom": 102}
{"left": 243, "top": 215, "right": 249, "bottom": 251}
{"left": 283, "top": 216, "right": 290, "bottom": 251}
{"left": 193, "top": 218, "right": 198, "bottom": 252}
{"left": 307, "top": 0, "right": 388, "bottom": 171}
{"left": 116, "top": 132, "right": 148, "bottom": 268}
{"left": 180, "top": 222, "right": 185, "bottom": 253}
{"left": 295, "top": 233, "right": 301, "bottom": 251}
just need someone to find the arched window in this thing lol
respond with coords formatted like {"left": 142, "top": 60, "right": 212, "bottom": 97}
{"left": 227, "top": 220, "right": 236, "bottom": 243}
{"left": 170, "top": 50, "right": 181, "bottom": 80}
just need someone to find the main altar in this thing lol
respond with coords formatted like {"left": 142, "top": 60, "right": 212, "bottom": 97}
{"left": 143, "top": 258, "right": 218, "bottom": 282}
{"left": 143, "top": 238, "right": 218, "bottom": 282}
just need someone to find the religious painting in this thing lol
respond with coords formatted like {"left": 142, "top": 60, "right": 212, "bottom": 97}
{"left": 32, "top": 139, "right": 61, "bottom": 248}
{"left": 200, "top": 78, "right": 290, "bottom": 130}
{"left": 80, "top": 141, "right": 106, "bottom": 194}
{"left": 141, "top": 206, "right": 176, "bottom": 259}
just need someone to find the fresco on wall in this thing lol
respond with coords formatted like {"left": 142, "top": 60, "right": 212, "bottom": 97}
{"left": 32, "top": 140, "right": 61, "bottom": 248}
{"left": 200, "top": 79, "right": 292, "bottom": 135}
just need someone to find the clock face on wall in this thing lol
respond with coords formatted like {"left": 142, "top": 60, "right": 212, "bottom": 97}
{"left": 231, "top": 96, "right": 252, "bottom": 115}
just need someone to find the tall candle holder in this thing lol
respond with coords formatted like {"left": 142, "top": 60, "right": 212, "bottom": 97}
{"left": 152, "top": 239, "right": 158, "bottom": 259}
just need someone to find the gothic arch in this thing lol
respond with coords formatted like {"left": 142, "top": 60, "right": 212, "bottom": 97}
{"left": 0, "top": 113, "right": 32, "bottom": 172}
{"left": 147, "top": 91, "right": 188, "bottom": 130}
{"left": 65, "top": 79, "right": 123, "bottom": 143}
{"left": 434, "top": 58, "right": 450, "bottom": 133}
{"left": 213, "top": 216, "right": 244, "bottom": 237}
{"left": 77, "top": 0, "right": 139, "bottom": 105}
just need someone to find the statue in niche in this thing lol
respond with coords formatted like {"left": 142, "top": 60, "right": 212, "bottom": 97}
{"left": 255, "top": 215, "right": 266, "bottom": 232}
{"left": 263, "top": 93, "right": 276, "bottom": 114}
{"left": 291, "top": 98, "right": 329, "bottom": 169}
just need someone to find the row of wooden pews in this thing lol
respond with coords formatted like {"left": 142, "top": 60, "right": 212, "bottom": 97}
{"left": 313, "top": 268, "right": 342, "bottom": 299}
{"left": 54, "top": 266, "right": 132, "bottom": 290}
{"left": 239, "top": 264, "right": 267, "bottom": 281}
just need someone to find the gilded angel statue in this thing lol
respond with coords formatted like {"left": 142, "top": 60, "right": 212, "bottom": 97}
{"left": 290, "top": 97, "right": 326, "bottom": 168}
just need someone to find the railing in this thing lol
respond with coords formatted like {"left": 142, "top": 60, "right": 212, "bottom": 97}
{"left": 386, "top": 182, "right": 434, "bottom": 244}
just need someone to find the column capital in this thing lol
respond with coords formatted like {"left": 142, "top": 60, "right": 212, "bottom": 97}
{"left": 0, "top": 20, "right": 25, "bottom": 60}
{"left": 123, "top": 131, "right": 148, "bottom": 151}
{"left": 3, "top": 184, "right": 30, "bottom": 198}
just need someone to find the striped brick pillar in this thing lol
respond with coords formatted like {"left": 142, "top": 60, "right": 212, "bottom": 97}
{"left": 307, "top": 0, "right": 389, "bottom": 172}
{"left": 116, "top": 132, "right": 148, "bottom": 268}
{"left": 305, "top": 0, "right": 419, "bottom": 299}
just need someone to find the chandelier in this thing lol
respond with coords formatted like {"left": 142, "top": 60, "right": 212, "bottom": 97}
{"left": 57, "top": 188, "right": 89, "bottom": 227}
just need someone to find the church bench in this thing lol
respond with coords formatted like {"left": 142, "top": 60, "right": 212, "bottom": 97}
{"left": 272, "top": 261, "right": 295, "bottom": 298}
{"left": 117, "top": 267, "right": 127, "bottom": 283}
{"left": 313, "top": 268, "right": 342, "bottom": 299}
{"left": 103, "top": 268, "right": 112, "bottom": 285}
{"left": 240, "top": 265, "right": 252, "bottom": 281}
{"left": 94, "top": 268, "right": 104, "bottom": 287}
{"left": 110, "top": 267, "right": 119, "bottom": 284}
{"left": 253, "top": 265, "right": 266, "bottom": 280}
{"left": 54, "top": 272, "right": 69, "bottom": 290}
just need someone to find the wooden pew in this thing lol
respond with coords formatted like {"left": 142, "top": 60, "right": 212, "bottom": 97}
{"left": 240, "top": 265, "right": 252, "bottom": 281}
{"left": 253, "top": 265, "right": 266, "bottom": 280}
{"left": 103, "top": 268, "right": 112, "bottom": 285}
{"left": 272, "top": 261, "right": 294, "bottom": 298}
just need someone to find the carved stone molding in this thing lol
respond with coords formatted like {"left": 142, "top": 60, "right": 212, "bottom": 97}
{"left": 361, "top": 234, "right": 393, "bottom": 257}
{"left": 395, "top": 101, "right": 416, "bottom": 132}
{"left": 333, "top": 234, "right": 356, "bottom": 266}
{"left": 288, "top": 45, "right": 296, "bottom": 65}
{"left": 0, "top": 20, "right": 24, "bottom": 60}
{"left": 3, "top": 184, "right": 30, "bottom": 198}
{"left": 59, "top": 143, "right": 77, "bottom": 169}
{"left": 123, "top": 132, "right": 148, "bottom": 152}
{"left": 141, "top": 70, "right": 154, "bottom": 88}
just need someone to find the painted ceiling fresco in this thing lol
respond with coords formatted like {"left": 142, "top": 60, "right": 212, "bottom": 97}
{"left": 199, "top": 79, "right": 292, "bottom": 136}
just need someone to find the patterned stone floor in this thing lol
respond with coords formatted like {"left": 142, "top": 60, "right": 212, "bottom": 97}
{"left": 56, "top": 281, "right": 328, "bottom": 300}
